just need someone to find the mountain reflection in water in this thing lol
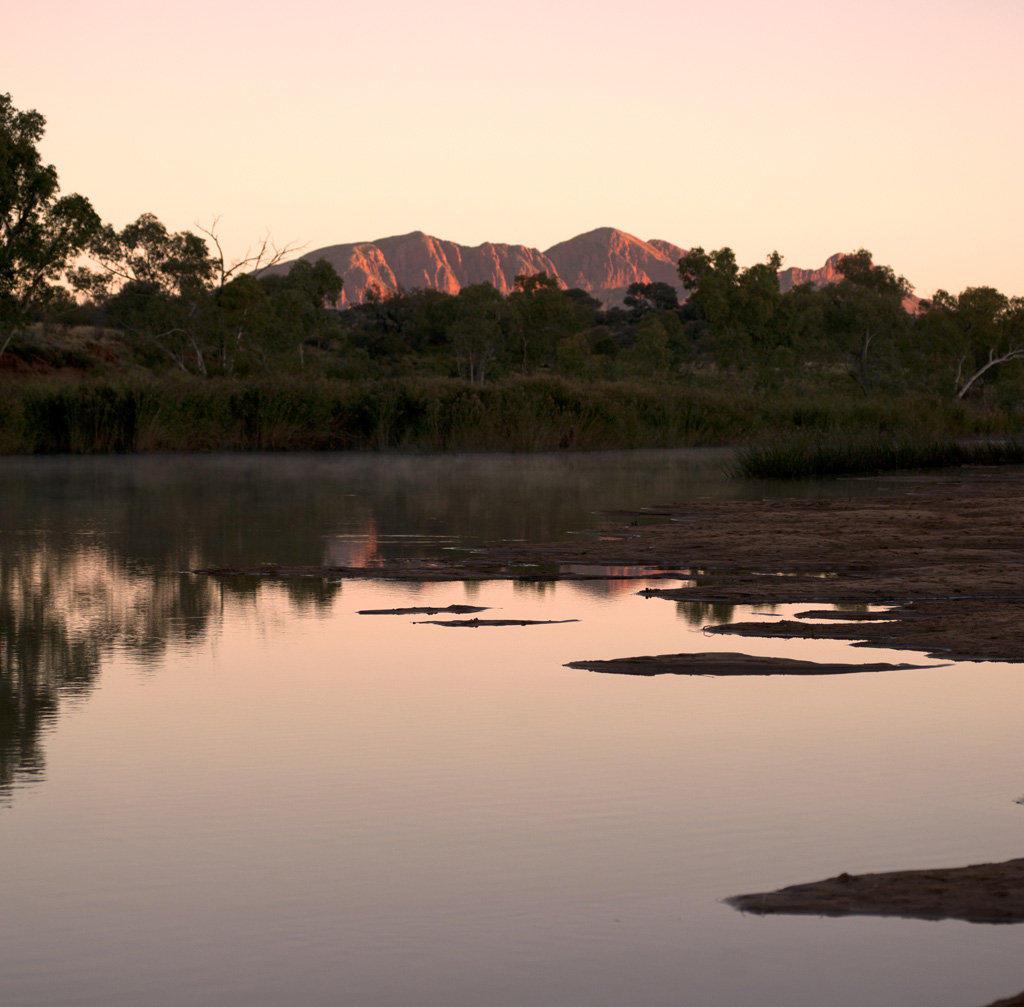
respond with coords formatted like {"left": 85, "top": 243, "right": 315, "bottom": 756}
{"left": 0, "top": 449, "right": 930, "bottom": 799}
{"left": 0, "top": 448, "right": 750, "bottom": 797}
{"left": 2, "top": 453, "right": 1023, "bottom": 1007}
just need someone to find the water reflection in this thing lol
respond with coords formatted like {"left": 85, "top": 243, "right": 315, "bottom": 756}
{"left": 676, "top": 600, "right": 738, "bottom": 626}
{"left": 0, "top": 449, "right": 900, "bottom": 802}
{"left": 3, "top": 454, "right": 1024, "bottom": 1007}
{"left": 0, "top": 542, "right": 221, "bottom": 797}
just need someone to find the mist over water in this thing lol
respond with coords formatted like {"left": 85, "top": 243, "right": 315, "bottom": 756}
{"left": 2, "top": 452, "right": 1022, "bottom": 1007}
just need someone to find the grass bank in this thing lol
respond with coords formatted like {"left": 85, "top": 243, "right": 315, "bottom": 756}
{"left": 0, "top": 375, "right": 1018, "bottom": 455}
{"left": 735, "top": 436, "right": 1024, "bottom": 479}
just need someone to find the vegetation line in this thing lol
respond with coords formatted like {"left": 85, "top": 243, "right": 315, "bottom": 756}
{"left": 735, "top": 437, "right": 1024, "bottom": 479}
{"left": 0, "top": 375, "right": 1018, "bottom": 462}
{"left": 4, "top": 91, "right": 1024, "bottom": 465}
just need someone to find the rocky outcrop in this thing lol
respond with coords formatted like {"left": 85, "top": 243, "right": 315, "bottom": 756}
{"left": 778, "top": 253, "right": 845, "bottom": 293}
{"left": 264, "top": 227, "right": 689, "bottom": 307}
{"left": 779, "top": 252, "right": 921, "bottom": 312}
{"left": 265, "top": 230, "right": 911, "bottom": 310}
{"left": 262, "top": 231, "right": 561, "bottom": 307}
{"left": 543, "top": 227, "right": 688, "bottom": 308}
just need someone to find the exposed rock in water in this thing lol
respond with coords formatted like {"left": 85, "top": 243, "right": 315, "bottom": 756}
{"left": 416, "top": 618, "right": 578, "bottom": 628}
{"left": 727, "top": 858, "right": 1024, "bottom": 924}
{"left": 358, "top": 604, "right": 489, "bottom": 616}
{"left": 565, "top": 652, "right": 930, "bottom": 677}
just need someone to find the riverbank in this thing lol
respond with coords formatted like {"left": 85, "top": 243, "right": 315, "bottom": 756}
{"left": 0, "top": 374, "right": 1016, "bottom": 453}
{"left": 727, "top": 858, "right": 1024, "bottom": 924}
{"left": 199, "top": 466, "right": 1024, "bottom": 662}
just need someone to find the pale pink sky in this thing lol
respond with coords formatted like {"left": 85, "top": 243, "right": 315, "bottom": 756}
{"left": 9, "top": 0, "right": 1023, "bottom": 297}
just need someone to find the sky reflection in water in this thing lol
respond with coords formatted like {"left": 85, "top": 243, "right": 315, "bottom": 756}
{"left": 1, "top": 452, "right": 1023, "bottom": 1007}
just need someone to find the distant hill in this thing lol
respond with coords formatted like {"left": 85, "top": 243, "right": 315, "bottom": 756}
{"left": 778, "top": 253, "right": 845, "bottom": 293}
{"left": 263, "top": 229, "right": 859, "bottom": 308}
{"left": 778, "top": 252, "right": 920, "bottom": 312}
{"left": 543, "top": 228, "right": 688, "bottom": 308}
{"left": 259, "top": 231, "right": 559, "bottom": 307}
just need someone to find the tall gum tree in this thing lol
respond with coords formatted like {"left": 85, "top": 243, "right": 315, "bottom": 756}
{"left": 74, "top": 214, "right": 304, "bottom": 375}
{"left": 677, "top": 247, "right": 785, "bottom": 368}
{"left": 824, "top": 250, "right": 912, "bottom": 394}
{"left": 925, "top": 286, "right": 1024, "bottom": 399}
{"left": 0, "top": 93, "right": 100, "bottom": 358}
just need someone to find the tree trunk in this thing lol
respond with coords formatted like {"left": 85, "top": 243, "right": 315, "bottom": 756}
{"left": 854, "top": 330, "right": 874, "bottom": 395}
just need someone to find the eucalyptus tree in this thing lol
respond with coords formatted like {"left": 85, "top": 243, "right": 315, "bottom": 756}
{"left": 74, "top": 213, "right": 303, "bottom": 374}
{"left": 258, "top": 257, "right": 343, "bottom": 367}
{"left": 446, "top": 283, "right": 510, "bottom": 384}
{"left": 923, "top": 286, "right": 1024, "bottom": 399}
{"left": 623, "top": 281, "right": 679, "bottom": 316}
{"left": 508, "top": 272, "right": 579, "bottom": 373}
{"left": 677, "top": 247, "right": 785, "bottom": 367}
{"left": 823, "top": 250, "right": 912, "bottom": 394}
{"left": 0, "top": 93, "right": 100, "bottom": 358}
{"left": 74, "top": 213, "right": 217, "bottom": 373}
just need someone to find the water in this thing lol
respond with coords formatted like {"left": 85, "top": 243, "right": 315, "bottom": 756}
{"left": 1, "top": 452, "right": 1022, "bottom": 1007}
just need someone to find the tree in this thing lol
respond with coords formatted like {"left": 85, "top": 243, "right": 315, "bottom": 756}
{"left": 623, "top": 281, "right": 679, "bottom": 316}
{"left": 0, "top": 93, "right": 100, "bottom": 358}
{"left": 678, "top": 246, "right": 739, "bottom": 326}
{"left": 74, "top": 213, "right": 217, "bottom": 373}
{"left": 619, "top": 314, "right": 672, "bottom": 377}
{"left": 74, "top": 214, "right": 303, "bottom": 374}
{"left": 217, "top": 273, "right": 274, "bottom": 373}
{"left": 447, "top": 283, "right": 509, "bottom": 384}
{"left": 924, "top": 286, "right": 1024, "bottom": 399}
{"left": 508, "top": 272, "right": 577, "bottom": 373}
{"left": 824, "top": 250, "right": 912, "bottom": 393}
{"left": 260, "top": 257, "right": 343, "bottom": 367}
{"left": 677, "top": 247, "right": 785, "bottom": 366}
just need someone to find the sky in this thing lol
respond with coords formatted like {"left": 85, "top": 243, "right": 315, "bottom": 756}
{"left": 7, "top": 0, "right": 1023, "bottom": 298}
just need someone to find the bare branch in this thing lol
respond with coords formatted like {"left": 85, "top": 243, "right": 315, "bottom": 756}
{"left": 194, "top": 216, "right": 225, "bottom": 280}
{"left": 956, "top": 345, "right": 1024, "bottom": 399}
{"left": 194, "top": 217, "right": 306, "bottom": 288}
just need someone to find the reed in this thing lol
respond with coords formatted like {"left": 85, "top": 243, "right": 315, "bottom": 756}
{"left": 735, "top": 436, "right": 1024, "bottom": 479}
{"left": 0, "top": 375, "right": 1019, "bottom": 455}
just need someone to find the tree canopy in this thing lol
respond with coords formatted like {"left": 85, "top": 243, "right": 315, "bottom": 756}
{"left": 0, "top": 93, "right": 100, "bottom": 355}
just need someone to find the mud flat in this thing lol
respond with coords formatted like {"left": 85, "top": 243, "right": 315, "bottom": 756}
{"left": 565, "top": 652, "right": 931, "bottom": 676}
{"left": 727, "top": 857, "right": 1024, "bottom": 924}
{"left": 729, "top": 858, "right": 1024, "bottom": 1005}
{"left": 197, "top": 469, "right": 1024, "bottom": 661}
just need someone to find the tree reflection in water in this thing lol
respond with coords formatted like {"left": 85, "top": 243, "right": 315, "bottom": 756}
{"left": 0, "top": 449, "right": 738, "bottom": 801}
{"left": 0, "top": 543, "right": 218, "bottom": 799}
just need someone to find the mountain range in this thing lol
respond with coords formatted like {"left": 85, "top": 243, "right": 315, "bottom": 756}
{"left": 263, "top": 227, "right": 843, "bottom": 308}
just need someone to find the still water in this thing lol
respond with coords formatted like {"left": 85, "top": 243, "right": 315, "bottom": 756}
{"left": 1, "top": 452, "right": 1022, "bottom": 1007}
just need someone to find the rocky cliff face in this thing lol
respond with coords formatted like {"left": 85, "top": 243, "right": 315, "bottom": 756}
{"left": 778, "top": 252, "right": 920, "bottom": 311}
{"left": 265, "top": 227, "right": 689, "bottom": 307}
{"left": 542, "top": 228, "right": 688, "bottom": 307}
{"left": 778, "top": 253, "right": 845, "bottom": 293}
{"left": 265, "top": 231, "right": 561, "bottom": 307}
{"left": 266, "top": 229, "right": 864, "bottom": 308}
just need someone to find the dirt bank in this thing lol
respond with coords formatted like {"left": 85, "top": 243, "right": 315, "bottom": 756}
{"left": 565, "top": 652, "right": 931, "bottom": 676}
{"left": 199, "top": 468, "right": 1024, "bottom": 662}
{"left": 727, "top": 858, "right": 1024, "bottom": 924}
